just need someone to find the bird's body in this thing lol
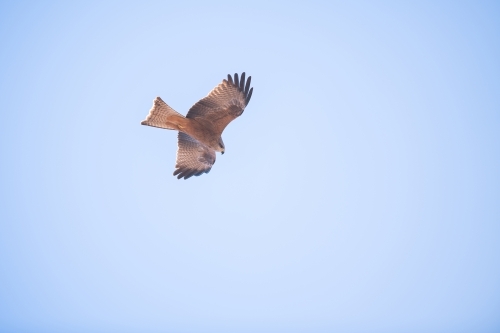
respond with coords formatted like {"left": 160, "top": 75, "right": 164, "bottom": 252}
{"left": 141, "top": 72, "right": 253, "bottom": 179}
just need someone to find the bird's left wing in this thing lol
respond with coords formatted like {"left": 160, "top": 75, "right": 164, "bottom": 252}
{"left": 186, "top": 72, "right": 253, "bottom": 136}
{"left": 173, "top": 132, "right": 216, "bottom": 180}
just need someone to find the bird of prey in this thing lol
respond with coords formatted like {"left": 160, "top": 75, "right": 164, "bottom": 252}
{"left": 141, "top": 72, "right": 253, "bottom": 179}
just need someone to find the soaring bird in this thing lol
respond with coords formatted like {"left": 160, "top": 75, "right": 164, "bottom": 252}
{"left": 141, "top": 72, "right": 253, "bottom": 179}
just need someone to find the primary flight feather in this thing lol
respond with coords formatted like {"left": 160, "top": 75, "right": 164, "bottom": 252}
{"left": 141, "top": 72, "right": 253, "bottom": 179}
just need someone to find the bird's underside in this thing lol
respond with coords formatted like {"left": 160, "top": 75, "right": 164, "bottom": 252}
{"left": 141, "top": 72, "right": 253, "bottom": 179}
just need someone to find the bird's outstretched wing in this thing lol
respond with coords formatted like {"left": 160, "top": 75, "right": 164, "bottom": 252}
{"left": 173, "top": 132, "right": 216, "bottom": 180}
{"left": 186, "top": 72, "right": 253, "bottom": 136}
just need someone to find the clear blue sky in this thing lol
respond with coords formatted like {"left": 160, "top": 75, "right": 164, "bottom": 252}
{"left": 1, "top": 1, "right": 499, "bottom": 332}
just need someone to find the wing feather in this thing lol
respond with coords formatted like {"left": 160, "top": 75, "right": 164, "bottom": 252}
{"left": 234, "top": 73, "right": 239, "bottom": 89}
{"left": 240, "top": 72, "right": 245, "bottom": 90}
{"left": 244, "top": 76, "right": 251, "bottom": 96}
{"left": 174, "top": 132, "right": 215, "bottom": 180}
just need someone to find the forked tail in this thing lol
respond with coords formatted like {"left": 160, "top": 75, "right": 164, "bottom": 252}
{"left": 141, "top": 97, "right": 187, "bottom": 130}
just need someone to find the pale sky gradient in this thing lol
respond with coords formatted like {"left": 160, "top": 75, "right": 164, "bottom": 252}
{"left": 1, "top": 1, "right": 499, "bottom": 332}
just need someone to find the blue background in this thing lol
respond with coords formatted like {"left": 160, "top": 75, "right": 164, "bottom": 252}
{"left": 1, "top": 1, "right": 499, "bottom": 332}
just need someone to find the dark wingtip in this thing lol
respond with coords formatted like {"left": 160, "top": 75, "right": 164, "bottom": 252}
{"left": 246, "top": 87, "right": 253, "bottom": 105}
{"left": 240, "top": 72, "right": 245, "bottom": 90}
{"left": 234, "top": 73, "right": 239, "bottom": 88}
{"left": 226, "top": 72, "right": 252, "bottom": 105}
{"left": 174, "top": 168, "right": 208, "bottom": 179}
{"left": 177, "top": 170, "right": 189, "bottom": 179}
{"left": 244, "top": 76, "right": 251, "bottom": 96}
{"left": 183, "top": 171, "right": 196, "bottom": 180}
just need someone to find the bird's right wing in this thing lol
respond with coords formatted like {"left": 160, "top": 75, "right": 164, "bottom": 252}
{"left": 185, "top": 72, "right": 253, "bottom": 136}
{"left": 173, "top": 132, "right": 216, "bottom": 180}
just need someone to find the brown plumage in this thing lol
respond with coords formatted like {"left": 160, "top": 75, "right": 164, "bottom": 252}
{"left": 141, "top": 72, "right": 253, "bottom": 179}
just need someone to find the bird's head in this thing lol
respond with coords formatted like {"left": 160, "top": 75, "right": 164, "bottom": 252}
{"left": 211, "top": 137, "right": 225, "bottom": 154}
{"left": 218, "top": 137, "right": 225, "bottom": 155}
